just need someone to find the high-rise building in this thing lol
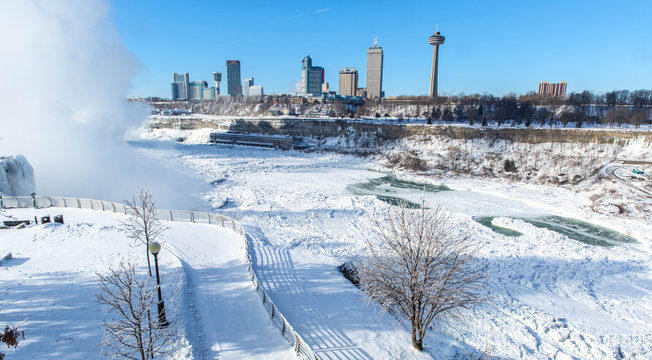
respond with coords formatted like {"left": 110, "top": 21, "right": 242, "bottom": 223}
{"left": 366, "top": 44, "right": 383, "bottom": 99}
{"left": 301, "top": 55, "right": 324, "bottom": 96}
{"left": 188, "top": 81, "right": 215, "bottom": 100}
{"left": 339, "top": 67, "right": 358, "bottom": 96}
{"left": 538, "top": 81, "right": 567, "bottom": 97}
{"left": 171, "top": 72, "right": 189, "bottom": 100}
{"left": 243, "top": 77, "right": 254, "bottom": 97}
{"left": 428, "top": 29, "right": 445, "bottom": 99}
{"left": 226, "top": 60, "right": 242, "bottom": 97}
{"left": 213, "top": 72, "right": 222, "bottom": 95}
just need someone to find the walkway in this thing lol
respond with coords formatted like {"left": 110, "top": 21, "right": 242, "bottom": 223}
{"left": 163, "top": 222, "right": 296, "bottom": 360}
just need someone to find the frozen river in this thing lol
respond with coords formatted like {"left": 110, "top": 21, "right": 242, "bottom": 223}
{"left": 129, "top": 136, "right": 652, "bottom": 359}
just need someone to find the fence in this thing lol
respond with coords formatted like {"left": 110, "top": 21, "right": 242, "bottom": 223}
{"left": 1, "top": 195, "right": 319, "bottom": 360}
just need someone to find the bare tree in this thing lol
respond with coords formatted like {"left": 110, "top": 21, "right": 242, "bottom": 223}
{"left": 358, "top": 201, "right": 486, "bottom": 351}
{"left": 122, "top": 189, "right": 166, "bottom": 276}
{"left": 97, "top": 262, "right": 167, "bottom": 360}
{"left": 630, "top": 110, "right": 646, "bottom": 128}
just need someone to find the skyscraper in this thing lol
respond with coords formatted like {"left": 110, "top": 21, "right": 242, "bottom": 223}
{"left": 428, "top": 29, "right": 445, "bottom": 99}
{"left": 171, "top": 72, "right": 189, "bottom": 100}
{"left": 366, "top": 43, "right": 383, "bottom": 99}
{"left": 339, "top": 68, "right": 358, "bottom": 96}
{"left": 301, "top": 55, "right": 324, "bottom": 96}
{"left": 226, "top": 60, "right": 242, "bottom": 97}
{"left": 213, "top": 72, "right": 222, "bottom": 95}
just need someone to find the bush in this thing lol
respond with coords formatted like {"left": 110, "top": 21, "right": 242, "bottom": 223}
{"left": 387, "top": 151, "right": 428, "bottom": 171}
{"left": 504, "top": 159, "right": 517, "bottom": 172}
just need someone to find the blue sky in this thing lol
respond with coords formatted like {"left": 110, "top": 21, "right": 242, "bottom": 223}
{"left": 110, "top": 0, "right": 652, "bottom": 98}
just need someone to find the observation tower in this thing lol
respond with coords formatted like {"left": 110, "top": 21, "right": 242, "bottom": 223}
{"left": 428, "top": 28, "right": 445, "bottom": 99}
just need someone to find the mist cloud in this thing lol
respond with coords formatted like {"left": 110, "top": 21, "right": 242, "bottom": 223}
{"left": 0, "top": 0, "right": 210, "bottom": 209}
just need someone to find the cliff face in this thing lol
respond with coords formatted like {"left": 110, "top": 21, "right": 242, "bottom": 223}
{"left": 0, "top": 155, "right": 35, "bottom": 196}
{"left": 150, "top": 116, "right": 652, "bottom": 147}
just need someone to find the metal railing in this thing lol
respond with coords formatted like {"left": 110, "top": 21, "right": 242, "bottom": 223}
{"left": 1, "top": 195, "right": 319, "bottom": 360}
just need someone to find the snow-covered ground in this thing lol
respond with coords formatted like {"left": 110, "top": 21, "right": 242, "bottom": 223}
{"left": 2, "top": 127, "right": 650, "bottom": 359}
{"left": 130, "top": 128, "right": 652, "bottom": 359}
{"left": 0, "top": 208, "right": 295, "bottom": 359}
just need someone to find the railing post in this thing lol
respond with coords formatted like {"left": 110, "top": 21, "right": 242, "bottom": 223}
{"left": 169, "top": 211, "right": 173, "bottom": 221}
{"left": 262, "top": 292, "right": 266, "bottom": 304}
{"left": 208, "top": 213, "right": 211, "bottom": 224}
{"left": 48, "top": 197, "right": 53, "bottom": 207}
{"left": 294, "top": 333, "right": 300, "bottom": 353}
{"left": 231, "top": 219, "right": 235, "bottom": 230}
{"left": 190, "top": 212, "right": 194, "bottom": 222}
{"left": 271, "top": 304, "right": 275, "bottom": 318}
{"left": 281, "top": 318, "right": 286, "bottom": 335}
{"left": 76, "top": 199, "right": 81, "bottom": 208}
{"left": 63, "top": 198, "right": 67, "bottom": 207}
{"left": 90, "top": 200, "right": 94, "bottom": 209}
{"left": 101, "top": 202, "right": 105, "bottom": 211}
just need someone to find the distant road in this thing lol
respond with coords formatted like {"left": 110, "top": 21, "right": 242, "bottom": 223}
{"left": 604, "top": 160, "right": 651, "bottom": 197}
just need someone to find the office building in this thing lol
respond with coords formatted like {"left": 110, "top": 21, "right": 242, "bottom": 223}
{"left": 226, "top": 60, "right": 242, "bottom": 97}
{"left": 339, "top": 67, "right": 358, "bottom": 96}
{"left": 213, "top": 72, "right": 222, "bottom": 95}
{"left": 366, "top": 44, "right": 383, "bottom": 99}
{"left": 188, "top": 81, "right": 217, "bottom": 100}
{"left": 243, "top": 77, "right": 254, "bottom": 97}
{"left": 356, "top": 87, "right": 367, "bottom": 98}
{"left": 538, "top": 81, "right": 567, "bottom": 97}
{"left": 247, "top": 85, "right": 263, "bottom": 97}
{"left": 428, "top": 29, "right": 445, "bottom": 99}
{"left": 301, "top": 55, "right": 324, "bottom": 96}
{"left": 171, "top": 72, "right": 189, "bottom": 100}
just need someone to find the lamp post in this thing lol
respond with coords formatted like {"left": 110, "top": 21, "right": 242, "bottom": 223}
{"left": 148, "top": 241, "right": 169, "bottom": 327}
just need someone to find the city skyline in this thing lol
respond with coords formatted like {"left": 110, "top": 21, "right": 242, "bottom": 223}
{"left": 111, "top": 0, "right": 652, "bottom": 98}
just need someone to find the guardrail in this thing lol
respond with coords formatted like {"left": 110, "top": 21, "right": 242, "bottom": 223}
{"left": 1, "top": 195, "right": 319, "bottom": 360}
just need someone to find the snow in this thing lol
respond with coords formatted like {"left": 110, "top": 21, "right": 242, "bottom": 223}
{"left": 0, "top": 155, "right": 35, "bottom": 196}
{"left": 0, "top": 207, "right": 294, "bottom": 359}
{"left": 2, "top": 126, "right": 651, "bottom": 359}
{"left": 132, "top": 130, "right": 651, "bottom": 359}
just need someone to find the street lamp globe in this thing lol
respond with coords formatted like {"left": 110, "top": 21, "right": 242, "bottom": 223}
{"left": 148, "top": 241, "right": 161, "bottom": 255}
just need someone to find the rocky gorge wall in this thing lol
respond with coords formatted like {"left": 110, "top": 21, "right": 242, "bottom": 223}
{"left": 150, "top": 117, "right": 652, "bottom": 147}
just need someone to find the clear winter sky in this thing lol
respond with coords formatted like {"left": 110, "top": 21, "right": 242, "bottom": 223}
{"left": 110, "top": 0, "right": 652, "bottom": 98}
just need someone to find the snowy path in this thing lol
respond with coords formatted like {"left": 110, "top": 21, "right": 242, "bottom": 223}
{"left": 0, "top": 208, "right": 296, "bottom": 360}
{"left": 247, "top": 226, "right": 431, "bottom": 360}
{"left": 160, "top": 222, "right": 296, "bottom": 360}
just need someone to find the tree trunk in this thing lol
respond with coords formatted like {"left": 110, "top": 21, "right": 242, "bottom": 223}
{"left": 410, "top": 319, "right": 424, "bottom": 351}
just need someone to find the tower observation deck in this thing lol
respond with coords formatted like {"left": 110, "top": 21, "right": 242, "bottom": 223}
{"left": 428, "top": 30, "right": 445, "bottom": 99}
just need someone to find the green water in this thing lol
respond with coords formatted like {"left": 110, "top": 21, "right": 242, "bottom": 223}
{"left": 348, "top": 174, "right": 636, "bottom": 247}
{"left": 476, "top": 215, "right": 636, "bottom": 247}
{"left": 520, "top": 216, "right": 637, "bottom": 247}
{"left": 474, "top": 217, "right": 523, "bottom": 237}
{"left": 346, "top": 175, "right": 451, "bottom": 208}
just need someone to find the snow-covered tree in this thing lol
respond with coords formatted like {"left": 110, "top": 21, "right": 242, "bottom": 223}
{"left": 97, "top": 262, "right": 167, "bottom": 360}
{"left": 122, "top": 189, "right": 166, "bottom": 276}
{"left": 358, "top": 201, "right": 486, "bottom": 351}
